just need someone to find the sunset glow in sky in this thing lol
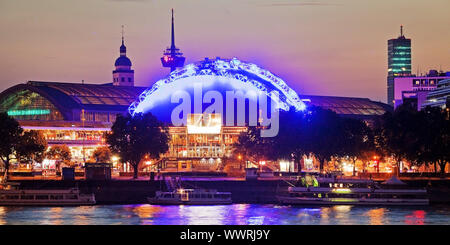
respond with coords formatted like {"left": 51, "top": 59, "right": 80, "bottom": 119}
{"left": 1, "top": 0, "right": 449, "bottom": 102}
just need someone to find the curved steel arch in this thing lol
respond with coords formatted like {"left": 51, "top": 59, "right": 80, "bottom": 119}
{"left": 128, "top": 57, "right": 306, "bottom": 116}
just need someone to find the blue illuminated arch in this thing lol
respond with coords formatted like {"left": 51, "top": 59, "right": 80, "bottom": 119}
{"left": 128, "top": 57, "right": 306, "bottom": 117}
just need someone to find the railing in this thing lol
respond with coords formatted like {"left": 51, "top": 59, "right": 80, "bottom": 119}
{"left": 47, "top": 139, "right": 104, "bottom": 145}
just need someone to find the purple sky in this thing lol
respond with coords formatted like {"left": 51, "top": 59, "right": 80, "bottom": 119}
{"left": 1, "top": 0, "right": 449, "bottom": 103}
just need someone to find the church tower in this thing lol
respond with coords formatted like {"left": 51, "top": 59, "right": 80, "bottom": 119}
{"left": 113, "top": 26, "right": 134, "bottom": 86}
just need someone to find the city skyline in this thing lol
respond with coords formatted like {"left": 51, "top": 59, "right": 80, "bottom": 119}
{"left": 1, "top": 0, "right": 449, "bottom": 103}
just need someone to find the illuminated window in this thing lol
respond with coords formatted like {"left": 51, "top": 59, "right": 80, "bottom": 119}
{"left": 95, "top": 112, "right": 109, "bottom": 122}
{"left": 83, "top": 112, "right": 95, "bottom": 121}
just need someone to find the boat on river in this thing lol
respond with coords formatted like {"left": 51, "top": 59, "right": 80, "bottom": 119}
{"left": 277, "top": 175, "right": 429, "bottom": 206}
{"left": 0, "top": 182, "right": 96, "bottom": 206}
{"left": 147, "top": 188, "right": 232, "bottom": 205}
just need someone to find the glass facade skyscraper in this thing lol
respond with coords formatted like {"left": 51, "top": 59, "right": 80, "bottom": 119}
{"left": 387, "top": 26, "right": 412, "bottom": 106}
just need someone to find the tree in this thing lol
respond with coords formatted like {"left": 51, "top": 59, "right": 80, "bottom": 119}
{"left": 92, "top": 146, "right": 112, "bottom": 163}
{"left": 376, "top": 105, "right": 424, "bottom": 174}
{"left": 234, "top": 126, "right": 257, "bottom": 169}
{"left": 233, "top": 108, "right": 307, "bottom": 172}
{"left": 46, "top": 145, "right": 72, "bottom": 169}
{"left": 420, "top": 106, "right": 450, "bottom": 173}
{"left": 377, "top": 107, "right": 413, "bottom": 173}
{"left": 106, "top": 113, "right": 169, "bottom": 179}
{"left": 16, "top": 130, "right": 48, "bottom": 164}
{"left": 271, "top": 108, "right": 307, "bottom": 172}
{"left": 233, "top": 106, "right": 375, "bottom": 174}
{"left": 374, "top": 105, "right": 450, "bottom": 174}
{"left": 303, "top": 106, "right": 345, "bottom": 172}
{"left": 0, "top": 113, "right": 49, "bottom": 180}
{"left": 0, "top": 112, "right": 23, "bottom": 180}
{"left": 234, "top": 126, "right": 274, "bottom": 168}
{"left": 340, "top": 117, "right": 374, "bottom": 176}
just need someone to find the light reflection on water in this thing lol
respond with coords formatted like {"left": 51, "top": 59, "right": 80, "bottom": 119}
{"left": 365, "top": 208, "right": 387, "bottom": 225}
{"left": 0, "top": 204, "right": 448, "bottom": 225}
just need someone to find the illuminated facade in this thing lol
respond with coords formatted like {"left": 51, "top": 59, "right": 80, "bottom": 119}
{"left": 0, "top": 81, "right": 146, "bottom": 168}
{"left": 162, "top": 124, "right": 246, "bottom": 172}
{"left": 393, "top": 71, "right": 450, "bottom": 110}
{"left": 422, "top": 79, "right": 450, "bottom": 109}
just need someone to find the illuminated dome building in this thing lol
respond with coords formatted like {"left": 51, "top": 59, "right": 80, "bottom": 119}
{"left": 128, "top": 57, "right": 392, "bottom": 172}
{"left": 128, "top": 57, "right": 307, "bottom": 171}
{"left": 130, "top": 57, "right": 306, "bottom": 122}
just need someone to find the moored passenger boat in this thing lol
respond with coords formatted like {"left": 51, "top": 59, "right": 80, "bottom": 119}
{"left": 0, "top": 183, "right": 96, "bottom": 206}
{"left": 277, "top": 175, "right": 429, "bottom": 206}
{"left": 147, "top": 188, "right": 232, "bottom": 205}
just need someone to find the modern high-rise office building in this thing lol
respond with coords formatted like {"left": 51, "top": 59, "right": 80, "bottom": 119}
{"left": 387, "top": 26, "right": 412, "bottom": 106}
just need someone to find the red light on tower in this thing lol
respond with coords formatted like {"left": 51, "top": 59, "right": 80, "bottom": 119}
{"left": 161, "top": 9, "right": 185, "bottom": 72}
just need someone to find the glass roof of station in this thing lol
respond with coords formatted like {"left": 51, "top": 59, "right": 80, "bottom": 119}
{"left": 26, "top": 81, "right": 147, "bottom": 108}
{"left": 301, "top": 95, "right": 390, "bottom": 116}
{"left": 0, "top": 81, "right": 392, "bottom": 121}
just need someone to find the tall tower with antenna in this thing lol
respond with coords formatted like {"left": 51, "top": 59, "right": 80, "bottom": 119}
{"left": 161, "top": 9, "right": 185, "bottom": 72}
{"left": 387, "top": 25, "right": 412, "bottom": 106}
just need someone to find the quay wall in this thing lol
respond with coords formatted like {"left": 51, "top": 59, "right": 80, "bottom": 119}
{"left": 16, "top": 179, "right": 289, "bottom": 204}
{"left": 15, "top": 179, "right": 450, "bottom": 205}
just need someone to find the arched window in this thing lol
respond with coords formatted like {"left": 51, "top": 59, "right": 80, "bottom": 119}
{"left": 0, "top": 90, "right": 64, "bottom": 121}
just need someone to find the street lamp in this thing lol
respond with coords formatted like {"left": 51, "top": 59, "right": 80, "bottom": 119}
{"left": 373, "top": 156, "right": 379, "bottom": 173}
{"left": 237, "top": 155, "right": 243, "bottom": 169}
{"left": 81, "top": 109, "right": 86, "bottom": 164}
{"left": 259, "top": 161, "right": 266, "bottom": 173}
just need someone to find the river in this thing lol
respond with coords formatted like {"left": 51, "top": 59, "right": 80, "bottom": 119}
{"left": 1, "top": 204, "right": 449, "bottom": 225}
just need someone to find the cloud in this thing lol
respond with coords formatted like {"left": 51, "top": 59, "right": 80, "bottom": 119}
{"left": 256, "top": 1, "right": 343, "bottom": 7}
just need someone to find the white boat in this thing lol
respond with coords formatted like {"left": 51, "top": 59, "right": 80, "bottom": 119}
{"left": 147, "top": 189, "right": 232, "bottom": 205}
{"left": 277, "top": 176, "right": 429, "bottom": 206}
{"left": 0, "top": 183, "right": 96, "bottom": 206}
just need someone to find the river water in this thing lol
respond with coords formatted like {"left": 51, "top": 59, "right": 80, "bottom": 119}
{"left": 0, "top": 204, "right": 449, "bottom": 225}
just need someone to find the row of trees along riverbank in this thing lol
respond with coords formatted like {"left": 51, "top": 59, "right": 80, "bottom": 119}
{"left": 1, "top": 103, "right": 449, "bottom": 180}
{"left": 0, "top": 112, "right": 125, "bottom": 180}
{"left": 234, "top": 105, "right": 450, "bottom": 174}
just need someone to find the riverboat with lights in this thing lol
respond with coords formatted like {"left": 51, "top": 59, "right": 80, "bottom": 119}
{"left": 147, "top": 189, "right": 232, "bottom": 205}
{"left": 277, "top": 176, "right": 429, "bottom": 206}
{"left": 0, "top": 183, "right": 96, "bottom": 206}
